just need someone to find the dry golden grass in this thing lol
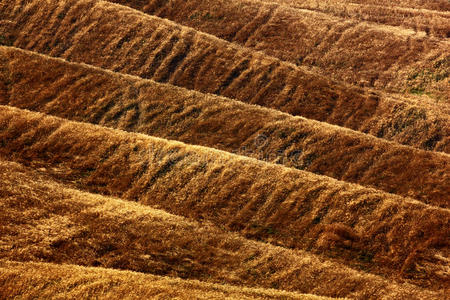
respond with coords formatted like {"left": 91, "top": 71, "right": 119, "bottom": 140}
{"left": 0, "top": 106, "right": 448, "bottom": 290}
{"left": 1, "top": 46, "right": 449, "bottom": 205}
{"left": 0, "top": 1, "right": 448, "bottom": 298}
{"left": 108, "top": 0, "right": 450, "bottom": 96}
{"left": 1, "top": 0, "right": 448, "bottom": 149}
{"left": 336, "top": 0, "right": 450, "bottom": 11}
{"left": 0, "top": 160, "right": 444, "bottom": 299}
{"left": 262, "top": 0, "right": 450, "bottom": 37}
{"left": 0, "top": 262, "right": 329, "bottom": 300}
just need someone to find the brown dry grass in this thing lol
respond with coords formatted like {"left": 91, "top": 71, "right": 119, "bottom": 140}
{"left": 1, "top": 0, "right": 448, "bottom": 150}
{"left": 0, "top": 1, "right": 448, "bottom": 297}
{"left": 0, "top": 262, "right": 328, "bottom": 300}
{"left": 0, "top": 106, "right": 448, "bottom": 290}
{"left": 109, "top": 0, "right": 450, "bottom": 96}
{"left": 1, "top": 46, "right": 449, "bottom": 205}
{"left": 0, "top": 160, "right": 444, "bottom": 299}
{"left": 338, "top": 0, "right": 450, "bottom": 11}
{"left": 263, "top": 0, "right": 450, "bottom": 37}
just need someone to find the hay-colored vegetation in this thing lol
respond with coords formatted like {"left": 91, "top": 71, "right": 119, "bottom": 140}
{"left": 261, "top": 0, "right": 450, "bottom": 37}
{"left": 109, "top": 0, "right": 450, "bottom": 96}
{"left": 1, "top": 0, "right": 448, "bottom": 149}
{"left": 0, "top": 0, "right": 448, "bottom": 298}
{"left": 0, "top": 160, "right": 444, "bottom": 299}
{"left": 1, "top": 46, "right": 449, "bottom": 205}
{"left": 0, "top": 261, "right": 329, "bottom": 300}
{"left": 0, "top": 106, "right": 448, "bottom": 290}
{"left": 331, "top": 0, "right": 450, "bottom": 11}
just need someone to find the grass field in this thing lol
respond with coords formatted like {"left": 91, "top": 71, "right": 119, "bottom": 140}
{"left": 329, "top": 0, "right": 450, "bottom": 11}
{"left": 0, "top": 160, "right": 445, "bottom": 298}
{"left": 0, "top": 0, "right": 448, "bottom": 298}
{"left": 261, "top": 0, "right": 450, "bottom": 37}
{"left": 1, "top": 0, "right": 448, "bottom": 148}
{"left": 0, "top": 106, "right": 449, "bottom": 290}
{"left": 1, "top": 47, "right": 449, "bottom": 206}
{"left": 109, "top": 0, "right": 450, "bottom": 96}
{"left": 0, "top": 261, "right": 332, "bottom": 299}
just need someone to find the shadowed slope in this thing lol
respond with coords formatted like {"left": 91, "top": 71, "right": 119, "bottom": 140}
{"left": 1, "top": 46, "right": 449, "bottom": 204}
{"left": 0, "top": 106, "right": 448, "bottom": 289}
{"left": 109, "top": 0, "right": 450, "bottom": 96}
{"left": 0, "top": 160, "right": 441, "bottom": 299}
{"left": 1, "top": 0, "right": 448, "bottom": 151}
{"left": 0, "top": 262, "right": 328, "bottom": 300}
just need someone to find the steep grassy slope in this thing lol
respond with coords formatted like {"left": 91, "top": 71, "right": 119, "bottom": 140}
{"left": 1, "top": 0, "right": 448, "bottom": 151}
{"left": 0, "top": 106, "right": 448, "bottom": 289}
{"left": 109, "top": 0, "right": 450, "bottom": 96}
{"left": 0, "top": 261, "right": 331, "bottom": 300}
{"left": 263, "top": 0, "right": 450, "bottom": 38}
{"left": 1, "top": 47, "right": 449, "bottom": 205}
{"left": 1, "top": 160, "right": 441, "bottom": 299}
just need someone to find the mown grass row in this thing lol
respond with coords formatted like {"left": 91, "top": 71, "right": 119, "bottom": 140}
{"left": 0, "top": 0, "right": 448, "bottom": 151}
{"left": 1, "top": 46, "right": 449, "bottom": 205}
{"left": 109, "top": 0, "right": 450, "bottom": 95}
{"left": 0, "top": 106, "right": 448, "bottom": 289}
{"left": 0, "top": 160, "right": 443, "bottom": 299}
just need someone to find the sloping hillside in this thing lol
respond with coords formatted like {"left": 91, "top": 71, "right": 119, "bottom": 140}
{"left": 0, "top": 261, "right": 331, "bottom": 300}
{"left": 258, "top": 0, "right": 450, "bottom": 37}
{"left": 329, "top": 0, "right": 450, "bottom": 11}
{"left": 1, "top": 47, "right": 449, "bottom": 205}
{"left": 1, "top": 106, "right": 449, "bottom": 288}
{"left": 1, "top": 0, "right": 448, "bottom": 151}
{"left": 2, "top": 159, "right": 444, "bottom": 298}
{"left": 110, "top": 0, "right": 450, "bottom": 96}
{"left": 0, "top": 0, "right": 448, "bottom": 298}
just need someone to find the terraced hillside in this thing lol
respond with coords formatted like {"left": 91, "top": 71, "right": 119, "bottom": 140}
{"left": 0, "top": 0, "right": 448, "bottom": 298}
